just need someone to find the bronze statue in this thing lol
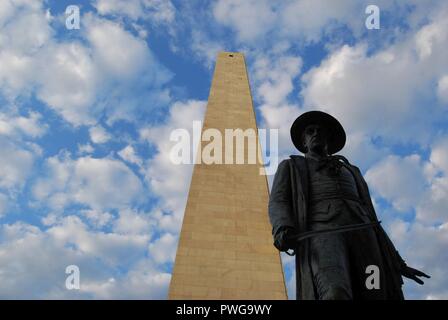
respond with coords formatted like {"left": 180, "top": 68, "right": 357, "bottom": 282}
{"left": 268, "top": 110, "right": 429, "bottom": 300}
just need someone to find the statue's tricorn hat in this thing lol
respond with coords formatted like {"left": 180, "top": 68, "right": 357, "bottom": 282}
{"left": 290, "top": 110, "right": 346, "bottom": 154}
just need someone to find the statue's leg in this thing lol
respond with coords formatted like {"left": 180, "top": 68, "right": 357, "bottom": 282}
{"left": 309, "top": 225, "right": 353, "bottom": 300}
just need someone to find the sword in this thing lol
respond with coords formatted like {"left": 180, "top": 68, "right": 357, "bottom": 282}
{"left": 284, "top": 221, "right": 382, "bottom": 256}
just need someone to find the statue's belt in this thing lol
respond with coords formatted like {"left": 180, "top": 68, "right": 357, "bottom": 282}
{"left": 285, "top": 221, "right": 381, "bottom": 256}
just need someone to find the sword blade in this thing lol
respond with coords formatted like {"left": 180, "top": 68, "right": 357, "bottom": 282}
{"left": 293, "top": 221, "right": 381, "bottom": 243}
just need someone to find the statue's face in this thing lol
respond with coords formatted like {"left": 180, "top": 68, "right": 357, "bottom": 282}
{"left": 302, "top": 123, "right": 329, "bottom": 154}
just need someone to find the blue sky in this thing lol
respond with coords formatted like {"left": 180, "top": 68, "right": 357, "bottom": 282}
{"left": 0, "top": 0, "right": 447, "bottom": 299}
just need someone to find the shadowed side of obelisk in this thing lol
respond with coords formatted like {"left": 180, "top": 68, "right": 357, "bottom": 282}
{"left": 168, "top": 52, "right": 287, "bottom": 299}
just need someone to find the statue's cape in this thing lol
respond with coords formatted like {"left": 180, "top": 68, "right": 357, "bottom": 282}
{"left": 268, "top": 155, "right": 405, "bottom": 300}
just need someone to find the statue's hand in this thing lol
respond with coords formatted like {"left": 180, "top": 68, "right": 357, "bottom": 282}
{"left": 274, "top": 227, "right": 298, "bottom": 252}
{"left": 401, "top": 266, "right": 430, "bottom": 285}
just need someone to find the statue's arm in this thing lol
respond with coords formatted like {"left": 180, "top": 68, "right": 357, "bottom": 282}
{"left": 268, "top": 159, "right": 297, "bottom": 251}
{"left": 357, "top": 166, "right": 430, "bottom": 284}
{"left": 379, "top": 224, "right": 430, "bottom": 284}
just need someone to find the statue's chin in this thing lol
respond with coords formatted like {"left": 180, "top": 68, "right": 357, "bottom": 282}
{"left": 309, "top": 145, "right": 327, "bottom": 155}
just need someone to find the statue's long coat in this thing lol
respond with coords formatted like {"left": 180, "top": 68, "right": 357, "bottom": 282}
{"left": 268, "top": 155, "right": 405, "bottom": 300}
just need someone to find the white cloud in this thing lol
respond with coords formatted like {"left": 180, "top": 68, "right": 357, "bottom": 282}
{"left": 429, "top": 137, "right": 448, "bottom": 174}
{"left": 363, "top": 137, "right": 448, "bottom": 226}
{"left": 415, "top": 12, "right": 448, "bottom": 60}
{"left": 0, "top": 1, "right": 179, "bottom": 299}
{"left": 143, "top": 0, "right": 176, "bottom": 25}
{"left": 0, "top": 3, "right": 95, "bottom": 125}
{"left": 388, "top": 219, "right": 411, "bottom": 243}
{"left": 0, "top": 193, "right": 8, "bottom": 217}
{"left": 213, "top": 0, "right": 276, "bottom": 42}
{"left": 387, "top": 221, "right": 448, "bottom": 299}
{"left": 365, "top": 155, "right": 426, "bottom": 212}
{"left": 342, "top": 132, "right": 388, "bottom": 171}
{"left": 94, "top": 0, "right": 175, "bottom": 25}
{"left": 33, "top": 153, "right": 143, "bottom": 211}
{"left": 118, "top": 145, "right": 143, "bottom": 167}
{"left": 190, "top": 30, "right": 225, "bottom": 68}
{"left": 87, "top": 17, "right": 150, "bottom": 80}
{"left": 254, "top": 55, "right": 302, "bottom": 106}
{"left": 0, "top": 111, "right": 47, "bottom": 138}
{"left": 48, "top": 216, "right": 149, "bottom": 265}
{"left": 0, "top": 138, "right": 35, "bottom": 191}
{"left": 94, "top": 0, "right": 142, "bottom": 19}
{"left": 73, "top": 157, "right": 143, "bottom": 209}
{"left": 301, "top": 6, "right": 448, "bottom": 147}
{"left": 302, "top": 44, "right": 422, "bottom": 143}
{"left": 0, "top": 110, "right": 45, "bottom": 217}
{"left": 416, "top": 176, "right": 448, "bottom": 225}
{"left": 79, "top": 259, "right": 171, "bottom": 299}
{"left": 0, "top": 221, "right": 73, "bottom": 298}
{"left": 211, "top": 0, "right": 407, "bottom": 45}
{"left": 148, "top": 233, "right": 177, "bottom": 264}
{"left": 113, "top": 209, "right": 154, "bottom": 235}
{"left": 259, "top": 103, "right": 299, "bottom": 160}
{"left": 0, "top": 51, "right": 35, "bottom": 99}
{"left": 437, "top": 75, "right": 448, "bottom": 104}
{"left": 77, "top": 143, "right": 95, "bottom": 155}
{"left": 84, "top": 15, "right": 173, "bottom": 124}
{"left": 35, "top": 42, "right": 100, "bottom": 126}
{"left": 0, "top": 219, "right": 169, "bottom": 299}
{"left": 415, "top": 136, "right": 448, "bottom": 224}
{"left": 82, "top": 209, "right": 113, "bottom": 228}
{"left": 252, "top": 53, "right": 302, "bottom": 114}
{"left": 0, "top": 3, "right": 173, "bottom": 127}
{"left": 140, "top": 100, "right": 206, "bottom": 233}
{"left": 0, "top": 0, "right": 51, "bottom": 53}
{"left": 0, "top": 1, "right": 50, "bottom": 99}
{"left": 279, "top": 0, "right": 363, "bottom": 43}
{"left": 89, "top": 125, "right": 111, "bottom": 144}
{"left": 0, "top": 0, "right": 15, "bottom": 26}
{"left": 250, "top": 53, "right": 303, "bottom": 164}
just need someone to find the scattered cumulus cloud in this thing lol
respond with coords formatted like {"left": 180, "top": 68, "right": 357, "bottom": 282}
{"left": 89, "top": 125, "right": 111, "bottom": 144}
{"left": 32, "top": 153, "right": 143, "bottom": 211}
{"left": 0, "top": 0, "right": 447, "bottom": 300}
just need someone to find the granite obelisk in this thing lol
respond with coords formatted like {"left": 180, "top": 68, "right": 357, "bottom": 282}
{"left": 168, "top": 52, "right": 287, "bottom": 299}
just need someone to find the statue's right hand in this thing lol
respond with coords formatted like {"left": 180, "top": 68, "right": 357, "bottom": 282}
{"left": 274, "top": 227, "right": 298, "bottom": 252}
